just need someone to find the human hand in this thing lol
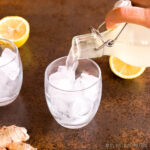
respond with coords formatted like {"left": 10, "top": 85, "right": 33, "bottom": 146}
{"left": 105, "top": 0, "right": 150, "bottom": 29}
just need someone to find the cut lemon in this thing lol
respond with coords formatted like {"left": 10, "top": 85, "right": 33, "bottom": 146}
{"left": 109, "top": 56, "right": 145, "bottom": 79}
{"left": 0, "top": 16, "right": 30, "bottom": 48}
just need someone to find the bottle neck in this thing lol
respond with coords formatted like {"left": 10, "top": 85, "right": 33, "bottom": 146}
{"left": 71, "top": 32, "right": 120, "bottom": 59}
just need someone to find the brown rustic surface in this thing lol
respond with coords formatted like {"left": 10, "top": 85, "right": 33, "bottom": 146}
{"left": 0, "top": 0, "right": 150, "bottom": 150}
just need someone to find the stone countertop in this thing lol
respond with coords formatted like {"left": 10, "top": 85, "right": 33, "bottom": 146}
{"left": 0, "top": 0, "right": 150, "bottom": 149}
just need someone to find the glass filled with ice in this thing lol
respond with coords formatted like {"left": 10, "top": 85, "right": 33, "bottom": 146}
{"left": 0, "top": 39, "right": 23, "bottom": 106}
{"left": 45, "top": 57, "right": 102, "bottom": 129}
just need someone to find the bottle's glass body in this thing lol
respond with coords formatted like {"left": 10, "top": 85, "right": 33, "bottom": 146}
{"left": 72, "top": 23, "right": 150, "bottom": 67}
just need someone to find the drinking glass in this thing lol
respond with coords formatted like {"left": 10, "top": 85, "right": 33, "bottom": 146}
{"left": 45, "top": 57, "right": 102, "bottom": 129}
{"left": 0, "top": 39, "right": 23, "bottom": 106}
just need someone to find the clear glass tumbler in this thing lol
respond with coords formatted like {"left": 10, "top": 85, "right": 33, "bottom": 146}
{"left": 0, "top": 39, "right": 23, "bottom": 106}
{"left": 45, "top": 57, "right": 102, "bottom": 129}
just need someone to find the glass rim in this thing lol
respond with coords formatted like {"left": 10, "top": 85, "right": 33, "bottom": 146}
{"left": 45, "top": 56, "right": 101, "bottom": 92}
{"left": 0, "top": 38, "right": 18, "bottom": 68}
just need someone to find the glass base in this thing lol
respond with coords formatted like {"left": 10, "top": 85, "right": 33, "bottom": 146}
{"left": 55, "top": 119, "right": 91, "bottom": 129}
{"left": 0, "top": 93, "right": 18, "bottom": 106}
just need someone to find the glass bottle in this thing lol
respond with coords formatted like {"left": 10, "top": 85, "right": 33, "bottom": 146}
{"left": 69, "top": 0, "right": 150, "bottom": 67}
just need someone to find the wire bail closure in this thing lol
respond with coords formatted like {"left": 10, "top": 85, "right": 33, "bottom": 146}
{"left": 90, "top": 22, "right": 127, "bottom": 51}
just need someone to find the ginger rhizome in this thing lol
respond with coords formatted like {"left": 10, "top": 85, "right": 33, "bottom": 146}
{"left": 0, "top": 125, "right": 36, "bottom": 150}
{"left": 7, "top": 142, "right": 36, "bottom": 150}
{"left": 0, "top": 147, "right": 6, "bottom": 150}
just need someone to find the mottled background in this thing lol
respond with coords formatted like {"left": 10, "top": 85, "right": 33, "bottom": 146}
{"left": 0, "top": 0, "right": 150, "bottom": 150}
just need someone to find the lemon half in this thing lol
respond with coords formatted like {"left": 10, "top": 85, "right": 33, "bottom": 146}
{"left": 0, "top": 16, "right": 30, "bottom": 48}
{"left": 109, "top": 56, "right": 145, "bottom": 79}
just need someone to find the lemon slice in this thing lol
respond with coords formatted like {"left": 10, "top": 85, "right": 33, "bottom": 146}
{"left": 109, "top": 56, "right": 146, "bottom": 79}
{"left": 0, "top": 16, "right": 30, "bottom": 48}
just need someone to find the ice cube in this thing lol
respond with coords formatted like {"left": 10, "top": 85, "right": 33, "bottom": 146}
{"left": 80, "top": 73, "right": 98, "bottom": 87}
{"left": 0, "top": 61, "right": 19, "bottom": 81}
{"left": 57, "top": 65, "right": 75, "bottom": 80}
{"left": 0, "top": 66, "right": 20, "bottom": 99}
{"left": 49, "top": 66, "right": 76, "bottom": 90}
{"left": 0, "top": 57, "right": 10, "bottom": 66}
{"left": 68, "top": 95, "right": 93, "bottom": 125}
{"left": 47, "top": 86, "right": 72, "bottom": 118}
{"left": 0, "top": 48, "right": 19, "bottom": 80}
{"left": 70, "top": 96, "right": 92, "bottom": 117}
{"left": 79, "top": 73, "right": 101, "bottom": 102}
{"left": 73, "top": 77, "right": 81, "bottom": 90}
{"left": 49, "top": 72, "right": 73, "bottom": 90}
{"left": 2, "top": 48, "right": 16, "bottom": 60}
{"left": 0, "top": 70, "right": 10, "bottom": 99}
{"left": 0, "top": 47, "right": 16, "bottom": 66}
{"left": 52, "top": 94, "right": 69, "bottom": 114}
{"left": 57, "top": 66, "right": 67, "bottom": 72}
{"left": 48, "top": 64, "right": 101, "bottom": 125}
{"left": 73, "top": 73, "right": 98, "bottom": 90}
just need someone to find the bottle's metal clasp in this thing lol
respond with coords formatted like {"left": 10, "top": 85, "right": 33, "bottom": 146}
{"left": 90, "top": 21, "right": 127, "bottom": 51}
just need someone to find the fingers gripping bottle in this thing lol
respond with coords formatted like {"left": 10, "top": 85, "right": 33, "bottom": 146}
{"left": 70, "top": 0, "right": 150, "bottom": 67}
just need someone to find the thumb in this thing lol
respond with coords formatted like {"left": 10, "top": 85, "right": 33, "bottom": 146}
{"left": 105, "top": 6, "right": 150, "bottom": 29}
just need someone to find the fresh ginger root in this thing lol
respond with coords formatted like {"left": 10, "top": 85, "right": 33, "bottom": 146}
{"left": 7, "top": 143, "right": 37, "bottom": 150}
{"left": 0, "top": 147, "right": 6, "bottom": 150}
{"left": 0, "top": 125, "right": 29, "bottom": 147}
